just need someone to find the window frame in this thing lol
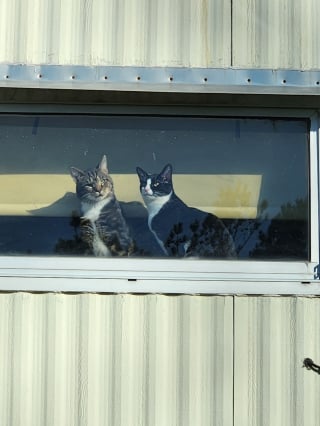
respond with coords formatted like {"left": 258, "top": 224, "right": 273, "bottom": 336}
{"left": 0, "top": 104, "right": 319, "bottom": 295}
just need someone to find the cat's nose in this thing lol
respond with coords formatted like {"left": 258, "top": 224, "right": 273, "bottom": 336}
{"left": 144, "top": 187, "right": 153, "bottom": 195}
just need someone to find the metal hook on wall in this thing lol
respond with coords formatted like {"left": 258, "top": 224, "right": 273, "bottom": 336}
{"left": 303, "top": 358, "right": 320, "bottom": 375}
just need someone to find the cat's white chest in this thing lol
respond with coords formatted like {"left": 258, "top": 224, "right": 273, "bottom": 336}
{"left": 81, "top": 198, "right": 111, "bottom": 222}
{"left": 143, "top": 192, "right": 172, "bottom": 255}
{"left": 81, "top": 199, "right": 112, "bottom": 257}
{"left": 144, "top": 192, "right": 172, "bottom": 227}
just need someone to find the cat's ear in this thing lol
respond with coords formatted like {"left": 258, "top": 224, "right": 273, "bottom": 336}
{"left": 136, "top": 166, "right": 148, "bottom": 181}
{"left": 70, "top": 167, "right": 84, "bottom": 182}
{"left": 98, "top": 155, "right": 108, "bottom": 173}
{"left": 159, "top": 164, "right": 172, "bottom": 183}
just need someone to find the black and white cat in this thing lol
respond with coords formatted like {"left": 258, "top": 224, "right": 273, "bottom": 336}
{"left": 136, "top": 164, "right": 236, "bottom": 258}
{"left": 70, "top": 155, "right": 134, "bottom": 256}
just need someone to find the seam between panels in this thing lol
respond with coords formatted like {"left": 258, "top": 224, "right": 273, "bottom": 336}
{"left": 230, "top": 0, "right": 233, "bottom": 67}
{"left": 233, "top": 294, "right": 235, "bottom": 426}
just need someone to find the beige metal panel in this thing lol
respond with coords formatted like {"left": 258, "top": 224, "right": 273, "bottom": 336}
{"left": 0, "top": 0, "right": 231, "bottom": 67}
{"left": 2, "top": 0, "right": 320, "bottom": 71}
{"left": 0, "top": 293, "right": 233, "bottom": 426}
{"left": 233, "top": 0, "right": 320, "bottom": 69}
{"left": 234, "top": 297, "right": 320, "bottom": 426}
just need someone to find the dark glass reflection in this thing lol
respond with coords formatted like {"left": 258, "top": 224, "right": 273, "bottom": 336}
{"left": 0, "top": 115, "right": 310, "bottom": 260}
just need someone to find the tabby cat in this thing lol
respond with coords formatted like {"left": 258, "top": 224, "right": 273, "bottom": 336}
{"left": 136, "top": 163, "right": 236, "bottom": 258}
{"left": 70, "top": 155, "right": 134, "bottom": 256}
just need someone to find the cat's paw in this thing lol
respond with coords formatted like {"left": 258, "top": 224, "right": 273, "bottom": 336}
{"left": 93, "top": 240, "right": 112, "bottom": 257}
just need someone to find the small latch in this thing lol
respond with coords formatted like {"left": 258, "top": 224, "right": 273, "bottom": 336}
{"left": 303, "top": 358, "right": 320, "bottom": 374}
{"left": 314, "top": 264, "right": 320, "bottom": 280}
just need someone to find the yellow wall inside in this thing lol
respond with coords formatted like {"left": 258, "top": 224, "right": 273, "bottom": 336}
{"left": 0, "top": 174, "right": 261, "bottom": 219}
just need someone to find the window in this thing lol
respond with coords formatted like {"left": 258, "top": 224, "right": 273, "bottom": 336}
{"left": 0, "top": 107, "right": 318, "bottom": 292}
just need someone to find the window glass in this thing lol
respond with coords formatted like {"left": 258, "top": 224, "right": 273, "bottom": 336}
{"left": 0, "top": 114, "right": 309, "bottom": 260}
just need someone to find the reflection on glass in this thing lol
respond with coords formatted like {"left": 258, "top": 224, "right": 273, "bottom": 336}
{"left": 0, "top": 115, "right": 310, "bottom": 260}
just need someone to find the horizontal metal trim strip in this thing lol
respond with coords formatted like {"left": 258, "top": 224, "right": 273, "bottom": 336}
{"left": 0, "top": 277, "right": 318, "bottom": 295}
{"left": 0, "top": 258, "right": 317, "bottom": 290}
{"left": 0, "top": 65, "right": 320, "bottom": 94}
{"left": 0, "top": 256, "right": 314, "bottom": 274}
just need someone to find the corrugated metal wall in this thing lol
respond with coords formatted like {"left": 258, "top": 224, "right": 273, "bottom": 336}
{"left": 0, "top": 293, "right": 234, "bottom": 426}
{"left": 0, "top": 0, "right": 319, "bottom": 69}
{"left": 0, "top": 0, "right": 231, "bottom": 67}
{"left": 232, "top": 0, "right": 320, "bottom": 69}
{"left": 1, "top": 293, "right": 320, "bottom": 425}
{"left": 234, "top": 297, "right": 320, "bottom": 426}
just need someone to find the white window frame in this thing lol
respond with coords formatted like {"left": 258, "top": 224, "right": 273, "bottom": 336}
{"left": 0, "top": 105, "right": 319, "bottom": 295}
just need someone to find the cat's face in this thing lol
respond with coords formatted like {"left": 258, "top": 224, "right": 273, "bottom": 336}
{"left": 70, "top": 155, "right": 114, "bottom": 204}
{"left": 136, "top": 164, "right": 173, "bottom": 200}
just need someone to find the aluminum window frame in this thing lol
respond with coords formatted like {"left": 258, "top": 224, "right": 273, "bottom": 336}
{"left": 0, "top": 104, "right": 319, "bottom": 295}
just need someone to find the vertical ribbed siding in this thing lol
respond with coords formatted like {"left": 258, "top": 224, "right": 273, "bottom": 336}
{"left": 2, "top": 293, "right": 320, "bottom": 425}
{"left": 0, "top": 0, "right": 231, "bottom": 67}
{"left": 0, "top": 293, "right": 233, "bottom": 426}
{"left": 232, "top": 0, "right": 320, "bottom": 69}
{"left": 234, "top": 297, "right": 320, "bottom": 426}
{"left": 1, "top": 0, "right": 320, "bottom": 70}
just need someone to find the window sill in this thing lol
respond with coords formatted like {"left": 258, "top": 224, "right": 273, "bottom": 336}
{"left": 0, "top": 256, "right": 318, "bottom": 295}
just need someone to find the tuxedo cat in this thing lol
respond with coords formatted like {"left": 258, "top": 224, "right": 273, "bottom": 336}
{"left": 70, "top": 155, "right": 134, "bottom": 256}
{"left": 136, "top": 164, "right": 236, "bottom": 258}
